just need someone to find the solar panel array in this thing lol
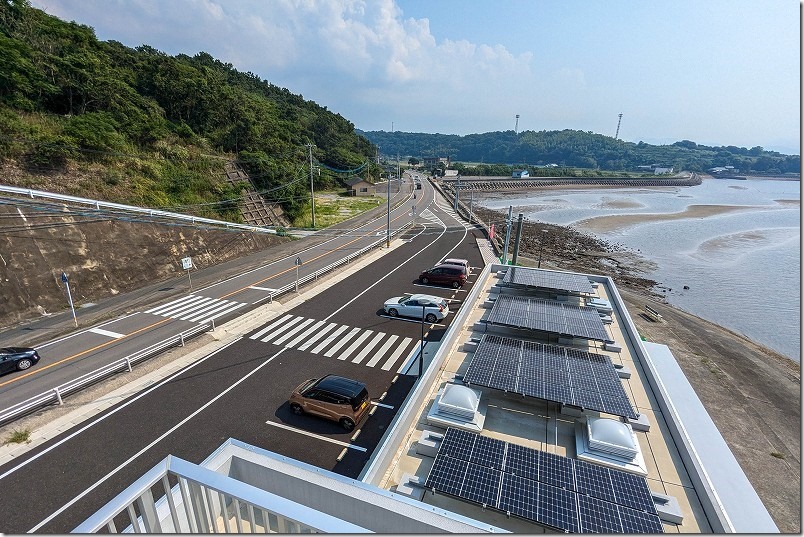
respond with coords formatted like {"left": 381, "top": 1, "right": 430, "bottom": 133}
{"left": 488, "top": 295, "right": 610, "bottom": 342}
{"left": 425, "top": 428, "right": 663, "bottom": 533}
{"left": 502, "top": 267, "right": 594, "bottom": 295}
{"left": 463, "top": 334, "right": 637, "bottom": 419}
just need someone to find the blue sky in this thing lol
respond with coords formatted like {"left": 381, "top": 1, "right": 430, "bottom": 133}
{"left": 33, "top": 0, "right": 800, "bottom": 154}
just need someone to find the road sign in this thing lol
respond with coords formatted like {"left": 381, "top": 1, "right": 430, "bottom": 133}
{"left": 181, "top": 257, "right": 193, "bottom": 270}
{"left": 61, "top": 271, "right": 68, "bottom": 283}
{"left": 295, "top": 257, "right": 302, "bottom": 266}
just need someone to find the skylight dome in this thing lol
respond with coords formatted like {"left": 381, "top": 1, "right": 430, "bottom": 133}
{"left": 437, "top": 384, "right": 479, "bottom": 419}
{"left": 587, "top": 417, "right": 639, "bottom": 459}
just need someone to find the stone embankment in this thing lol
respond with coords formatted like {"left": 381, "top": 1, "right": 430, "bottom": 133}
{"left": 441, "top": 173, "right": 701, "bottom": 192}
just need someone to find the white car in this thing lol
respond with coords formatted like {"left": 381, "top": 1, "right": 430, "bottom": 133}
{"left": 384, "top": 294, "right": 450, "bottom": 323}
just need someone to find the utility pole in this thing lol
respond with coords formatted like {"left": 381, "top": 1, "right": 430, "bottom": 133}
{"left": 512, "top": 213, "right": 524, "bottom": 265}
{"left": 502, "top": 206, "right": 513, "bottom": 265}
{"left": 306, "top": 143, "right": 316, "bottom": 228}
{"left": 615, "top": 113, "right": 623, "bottom": 140}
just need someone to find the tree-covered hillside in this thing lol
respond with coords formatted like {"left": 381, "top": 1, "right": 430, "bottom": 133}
{"left": 360, "top": 129, "right": 800, "bottom": 175}
{"left": 0, "top": 0, "right": 377, "bottom": 221}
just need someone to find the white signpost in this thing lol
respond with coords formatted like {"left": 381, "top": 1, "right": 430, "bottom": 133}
{"left": 295, "top": 257, "right": 302, "bottom": 292}
{"left": 61, "top": 271, "right": 78, "bottom": 327}
{"left": 181, "top": 257, "right": 194, "bottom": 290}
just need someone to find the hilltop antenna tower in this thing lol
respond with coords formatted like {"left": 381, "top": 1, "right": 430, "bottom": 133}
{"left": 515, "top": 114, "right": 520, "bottom": 134}
{"left": 615, "top": 113, "right": 623, "bottom": 140}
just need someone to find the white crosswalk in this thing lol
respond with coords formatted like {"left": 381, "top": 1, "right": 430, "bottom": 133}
{"left": 249, "top": 314, "right": 415, "bottom": 372}
{"left": 145, "top": 294, "right": 247, "bottom": 324}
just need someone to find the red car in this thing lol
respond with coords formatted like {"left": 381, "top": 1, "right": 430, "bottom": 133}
{"left": 419, "top": 264, "right": 467, "bottom": 288}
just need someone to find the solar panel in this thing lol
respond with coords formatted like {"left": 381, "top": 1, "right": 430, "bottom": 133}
{"left": 538, "top": 450, "right": 575, "bottom": 491}
{"left": 488, "top": 295, "right": 610, "bottom": 342}
{"left": 464, "top": 334, "right": 637, "bottom": 419}
{"left": 578, "top": 494, "right": 623, "bottom": 533}
{"left": 429, "top": 428, "right": 663, "bottom": 534}
{"left": 462, "top": 463, "right": 502, "bottom": 507}
{"left": 499, "top": 473, "right": 539, "bottom": 520}
{"left": 502, "top": 266, "right": 595, "bottom": 295}
{"left": 538, "top": 482, "right": 580, "bottom": 532}
{"left": 470, "top": 434, "right": 506, "bottom": 470}
{"left": 424, "top": 454, "right": 467, "bottom": 497}
{"left": 618, "top": 505, "right": 666, "bottom": 533}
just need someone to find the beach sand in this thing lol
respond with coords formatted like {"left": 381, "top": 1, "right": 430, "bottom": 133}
{"left": 574, "top": 204, "right": 757, "bottom": 233}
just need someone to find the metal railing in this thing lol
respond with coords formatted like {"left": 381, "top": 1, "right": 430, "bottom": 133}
{"left": 0, "top": 323, "right": 211, "bottom": 425}
{"left": 73, "top": 454, "right": 368, "bottom": 533}
{"left": 0, "top": 219, "right": 412, "bottom": 425}
{"left": 0, "top": 185, "right": 276, "bottom": 234}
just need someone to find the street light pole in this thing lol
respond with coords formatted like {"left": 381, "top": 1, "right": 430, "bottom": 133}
{"left": 538, "top": 229, "right": 549, "bottom": 268}
{"left": 307, "top": 143, "right": 316, "bottom": 228}
{"left": 419, "top": 303, "right": 425, "bottom": 377}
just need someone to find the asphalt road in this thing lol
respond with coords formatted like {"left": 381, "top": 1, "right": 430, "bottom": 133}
{"left": 0, "top": 174, "right": 489, "bottom": 533}
{"left": 0, "top": 175, "right": 423, "bottom": 419}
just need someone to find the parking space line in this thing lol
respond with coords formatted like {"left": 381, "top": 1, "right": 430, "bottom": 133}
{"left": 264, "top": 421, "right": 367, "bottom": 452}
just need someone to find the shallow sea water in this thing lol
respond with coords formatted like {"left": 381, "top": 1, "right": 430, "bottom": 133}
{"left": 478, "top": 178, "right": 801, "bottom": 362}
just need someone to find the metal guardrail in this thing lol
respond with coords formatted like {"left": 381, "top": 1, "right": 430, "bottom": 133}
{"left": 0, "top": 219, "right": 412, "bottom": 426}
{"left": 0, "top": 323, "right": 211, "bottom": 425}
{"left": 0, "top": 184, "right": 276, "bottom": 234}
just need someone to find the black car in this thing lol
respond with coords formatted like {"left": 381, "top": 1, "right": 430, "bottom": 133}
{"left": 0, "top": 347, "right": 41, "bottom": 375}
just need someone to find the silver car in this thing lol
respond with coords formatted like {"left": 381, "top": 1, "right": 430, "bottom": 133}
{"left": 383, "top": 293, "right": 449, "bottom": 323}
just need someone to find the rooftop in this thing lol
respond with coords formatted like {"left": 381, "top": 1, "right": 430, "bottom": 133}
{"left": 75, "top": 259, "right": 777, "bottom": 533}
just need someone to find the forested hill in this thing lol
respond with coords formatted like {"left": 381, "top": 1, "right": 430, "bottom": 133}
{"left": 359, "top": 129, "right": 800, "bottom": 175}
{"left": 0, "top": 0, "right": 375, "bottom": 222}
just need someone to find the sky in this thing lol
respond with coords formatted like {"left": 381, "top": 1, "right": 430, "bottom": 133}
{"left": 32, "top": 0, "right": 801, "bottom": 154}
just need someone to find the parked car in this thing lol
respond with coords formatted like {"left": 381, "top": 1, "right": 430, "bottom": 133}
{"left": 0, "top": 347, "right": 41, "bottom": 375}
{"left": 384, "top": 293, "right": 450, "bottom": 323}
{"left": 441, "top": 258, "right": 471, "bottom": 274}
{"left": 419, "top": 264, "right": 467, "bottom": 288}
{"left": 289, "top": 375, "right": 370, "bottom": 431}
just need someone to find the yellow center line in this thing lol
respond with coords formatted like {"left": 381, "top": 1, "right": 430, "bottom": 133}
{"left": 0, "top": 317, "right": 172, "bottom": 388}
{"left": 219, "top": 202, "right": 417, "bottom": 300}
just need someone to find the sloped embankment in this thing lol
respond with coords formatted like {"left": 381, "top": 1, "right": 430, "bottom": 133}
{"left": 0, "top": 197, "right": 289, "bottom": 328}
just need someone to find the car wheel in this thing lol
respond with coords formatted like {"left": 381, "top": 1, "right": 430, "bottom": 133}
{"left": 388, "top": 308, "right": 398, "bottom": 317}
{"left": 425, "top": 313, "right": 438, "bottom": 323}
{"left": 340, "top": 417, "right": 355, "bottom": 431}
{"left": 451, "top": 280, "right": 460, "bottom": 289}
{"left": 421, "top": 277, "right": 429, "bottom": 285}
{"left": 16, "top": 358, "right": 33, "bottom": 371}
{"left": 290, "top": 403, "right": 304, "bottom": 415}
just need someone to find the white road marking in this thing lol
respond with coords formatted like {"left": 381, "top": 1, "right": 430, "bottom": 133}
{"left": 263, "top": 421, "right": 366, "bottom": 452}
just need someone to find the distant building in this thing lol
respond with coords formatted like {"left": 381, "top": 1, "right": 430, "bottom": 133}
{"left": 443, "top": 169, "right": 459, "bottom": 177}
{"left": 345, "top": 177, "right": 375, "bottom": 196}
{"left": 654, "top": 166, "right": 674, "bottom": 174}
{"left": 422, "top": 156, "right": 450, "bottom": 168}
{"left": 512, "top": 169, "right": 530, "bottom": 178}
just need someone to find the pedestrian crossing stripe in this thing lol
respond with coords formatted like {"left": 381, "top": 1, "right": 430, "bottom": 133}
{"left": 145, "top": 294, "right": 247, "bottom": 324}
{"left": 248, "top": 314, "right": 417, "bottom": 372}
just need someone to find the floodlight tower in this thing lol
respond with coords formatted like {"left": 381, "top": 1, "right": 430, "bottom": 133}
{"left": 515, "top": 114, "right": 520, "bottom": 134}
{"left": 615, "top": 113, "right": 623, "bottom": 140}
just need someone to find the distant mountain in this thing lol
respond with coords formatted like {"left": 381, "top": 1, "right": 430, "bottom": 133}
{"left": 358, "top": 129, "right": 800, "bottom": 175}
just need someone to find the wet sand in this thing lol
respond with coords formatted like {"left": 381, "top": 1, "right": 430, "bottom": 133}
{"left": 574, "top": 204, "right": 757, "bottom": 233}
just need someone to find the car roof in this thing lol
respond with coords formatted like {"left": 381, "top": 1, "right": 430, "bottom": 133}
{"left": 315, "top": 375, "right": 366, "bottom": 397}
{"left": 443, "top": 258, "right": 468, "bottom": 265}
{"left": 408, "top": 293, "right": 446, "bottom": 303}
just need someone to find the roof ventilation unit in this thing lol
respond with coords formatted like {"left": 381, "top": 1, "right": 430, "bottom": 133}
{"left": 426, "top": 383, "right": 486, "bottom": 432}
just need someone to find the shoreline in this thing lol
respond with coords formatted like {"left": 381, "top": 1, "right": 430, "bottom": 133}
{"left": 472, "top": 204, "right": 800, "bottom": 532}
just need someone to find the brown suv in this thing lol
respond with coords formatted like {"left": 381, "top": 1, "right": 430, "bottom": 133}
{"left": 289, "top": 375, "right": 370, "bottom": 431}
{"left": 419, "top": 263, "right": 467, "bottom": 288}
